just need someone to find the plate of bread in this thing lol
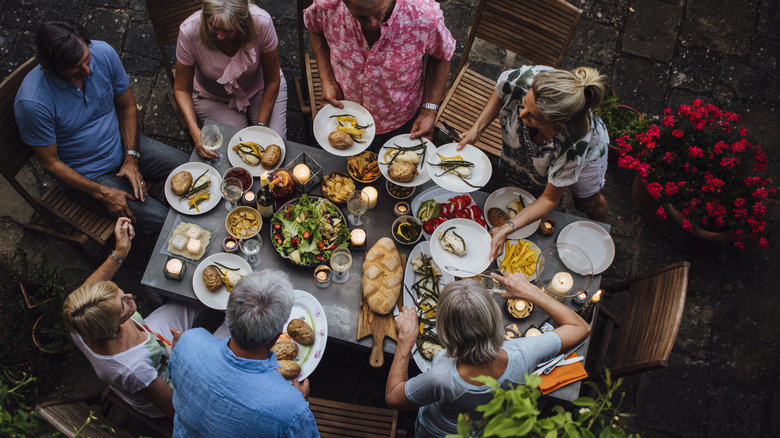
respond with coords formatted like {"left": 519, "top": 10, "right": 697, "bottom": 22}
{"left": 483, "top": 187, "right": 540, "bottom": 239}
{"left": 379, "top": 134, "right": 437, "bottom": 187}
{"left": 192, "top": 253, "right": 250, "bottom": 310}
{"left": 165, "top": 163, "right": 222, "bottom": 215}
{"left": 272, "top": 290, "right": 328, "bottom": 381}
{"left": 313, "top": 101, "right": 375, "bottom": 157}
{"left": 227, "top": 126, "right": 286, "bottom": 175}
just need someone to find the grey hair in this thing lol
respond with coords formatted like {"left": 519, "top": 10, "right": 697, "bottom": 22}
{"left": 531, "top": 67, "right": 606, "bottom": 136}
{"left": 225, "top": 270, "right": 294, "bottom": 350}
{"left": 436, "top": 279, "right": 503, "bottom": 364}
{"left": 199, "top": 0, "right": 257, "bottom": 51}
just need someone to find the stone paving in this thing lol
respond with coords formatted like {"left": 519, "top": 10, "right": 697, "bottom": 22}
{"left": 1, "top": 1, "right": 779, "bottom": 436}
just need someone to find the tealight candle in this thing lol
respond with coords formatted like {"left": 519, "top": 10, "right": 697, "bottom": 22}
{"left": 393, "top": 201, "right": 409, "bottom": 217}
{"left": 241, "top": 190, "right": 256, "bottom": 206}
{"left": 504, "top": 323, "right": 521, "bottom": 340}
{"left": 293, "top": 163, "right": 311, "bottom": 184}
{"left": 524, "top": 327, "right": 542, "bottom": 337}
{"left": 539, "top": 218, "right": 557, "bottom": 236}
{"left": 362, "top": 186, "right": 378, "bottom": 209}
{"left": 164, "top": 257, "right": 185, "bottom": 281}
{"left": 574, "top": 291, "right": 589, "bottom": 306}
{"left": 314, "top": 265, "right": 332, "bottom": 288}
{"left": 222, "top": 236, "right": 239, "bottom": 253}
{"left": 351, "top": 229, "right": 366, "bottom": 246}
{"left": 549, "top": 272, "right": 574, "bottom": 295}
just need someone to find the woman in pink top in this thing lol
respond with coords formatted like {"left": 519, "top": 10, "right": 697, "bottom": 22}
{"left": 174, "top": 0, "right": 287, "bottom": 159}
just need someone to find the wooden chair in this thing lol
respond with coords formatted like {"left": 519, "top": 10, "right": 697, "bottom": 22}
{"left": 294, "top": 0, "right": 323, "bottom": 131}
{"left": 145, "top": 0, "right": 204, "bottom": 130}
{"left": 436, "top": 0, "right": 582, "bottom": 156}
{"left": 35, "top": 387, "right": 172, "bottom": 438}
{"left": 0, "top": 57, "right": 115, "bottom": 267}
{"left": 309, "top": 397, "right": 401, "bottom": 437}
{"left": 591, "top": 261, "right": 691, "bottom": 378}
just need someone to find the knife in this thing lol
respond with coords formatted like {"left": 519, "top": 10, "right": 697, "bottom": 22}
{"left": 533, "top": 338, "right": 587, "bottom": 375}
{"left": 439, "top": 121, "right": 461, "bottom": 143}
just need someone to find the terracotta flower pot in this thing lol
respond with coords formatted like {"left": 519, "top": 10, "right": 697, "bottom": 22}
{"left": 631, "top": 176, "right": 732, "bottom": 253}
{"left": 32, "top": 314, "right": 70, "bottom": 355}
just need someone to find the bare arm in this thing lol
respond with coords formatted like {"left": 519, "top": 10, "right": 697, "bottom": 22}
{"left": 457, "top": 91, "right": 503, "bottom": 150}
{"left": 385, "top": 306, "right": 422, "bottom": 410}
{"left": 136, "top": 377, "right": 175, "bottom": 419}
{"left": 113, "top": 89, "right": 145, "bottom": 202}
{"left": 410, "top": 57, "right": 450, "bottom": 141}
{"left": 495, "top": 273, "right": 590, "bottom": 352}
{"left": 173, "top": 61, "right": 215, "bottom": 159}
{"left": 256, "top": 48, "right": 282, "bottom": 126}
{"left": 309, "top": 31, "right": 343, "bottom": 109}
{"left": 83, "top": 218, "right": 135, "bottom": 285}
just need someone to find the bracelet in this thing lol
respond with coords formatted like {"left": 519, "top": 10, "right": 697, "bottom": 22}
{"left": 253, "top": 121, "right": 265, "bottom": 127}
{"left": 506, "top": 221, "right": 517, "bottom": 232}
{"left": 421, "top": 102, "right": 439, "bottom": 111}
{"left": 110, "top": 251, "right": 124, "bottom": 264}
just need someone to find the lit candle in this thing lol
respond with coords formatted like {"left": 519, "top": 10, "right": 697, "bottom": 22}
{"left": 549, "top": 272, "right": 574, "bottom": 295}
{"left": 313, "top": 265, "right": 332, "bottom": 288}
{"left": 293, "top": 163, "right": 311, "bottom": 184}
{"left": 515, "top": 300, "right": 526, "bottom": 312}
{"left": 525, "top": 327, "right": 542, "bottom": 337}
{"left": 393, "top": 201, "right": 409, "bottom": 217}
{"left": 350, "top": 229, "right": 366, "bottom": 246}
{"left": 164, "top": 257, "right": 185, "bottom": 281}
{"left": 574, "top": 291, "right": 589, "bottom": 306}
{"left": 362, "top": 186, "right": 378, "bottom": 209}
{"left": 222, "top": 237, "right": 239, "bottom": 253}
{"left": 241, "top": 190, "right": 256, "bottom": 206}
{"left": 539, "top": 218, "right": 557, "bottom": 236}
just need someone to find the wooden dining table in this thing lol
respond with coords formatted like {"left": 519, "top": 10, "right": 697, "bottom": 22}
{"left": 141, "top": 120, "right": 610, "bottom": 401}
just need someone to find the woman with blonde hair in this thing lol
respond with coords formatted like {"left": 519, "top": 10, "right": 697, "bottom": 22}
{"left": 63, "top": 218, "right": 211, "bottom": 419}
{"left": 386, "top": 275, "right": 590, "bottom": 437}
{"left": 174, "top": 0, "right": 287, "bottom": 159}
{"left": 458, "top": 66, "right": 609, "bottom": 260}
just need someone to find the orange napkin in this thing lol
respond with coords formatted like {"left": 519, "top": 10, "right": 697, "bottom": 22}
{"left": 538, "top": 352, "right": 588, "bottom": 395}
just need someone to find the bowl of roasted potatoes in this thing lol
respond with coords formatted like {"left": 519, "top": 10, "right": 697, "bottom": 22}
{"left": 347, "top": 151, "right": 380, "bottom": 183}
{"left": 225, "top": 206, "right": 263, "bottom": 239}
{"left": 321, "top": 172, "right": 356, "bottom": 206}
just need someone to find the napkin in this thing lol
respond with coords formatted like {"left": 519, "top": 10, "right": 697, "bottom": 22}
{"left": 538, "top": 352, "right": 588, "bottom": 395}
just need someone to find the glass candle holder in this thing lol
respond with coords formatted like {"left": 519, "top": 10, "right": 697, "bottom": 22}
{"left": 524, "top": 326, "right": 543, "bottom": 337}
{"left": 504, "top": 323, "right": 521, "bottom": 340}
{"left": 222, "top": 236, "right": 240, "bottom": 253}
{"left": 393, "top": 201, "right": 410, "bottom": 217}
{"left": 573, "top": 291, "right": 590, "bottom": 306}
{"left": 164, "top": 257, "right": 186, "bottom": 281}
{"left": 350, "top": 228, "right": 366, "bottom": 252}
{"left": 539, "top": 218, "right": 557, "bottom": 236}
{"left": 240, "top": 190, "right": 256, "bottom": 207}
{"left": 313, "top": 265, "right": 332, "bottom": 288}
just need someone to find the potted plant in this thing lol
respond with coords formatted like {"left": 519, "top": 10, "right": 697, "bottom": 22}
{"left": 616, "top": 99, "right": 777, "bottom": 250}
{"left": 593, "top": 89, "right": 649, "bottom": 161}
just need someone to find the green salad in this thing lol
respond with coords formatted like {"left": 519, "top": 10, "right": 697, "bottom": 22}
{"left": 270, "top": 195, "right": 351, "bottom": 265}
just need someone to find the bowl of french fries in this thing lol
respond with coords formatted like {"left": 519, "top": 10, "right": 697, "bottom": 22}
{"left": 497, "top": 238, "right": 541, "bottom": 281}
{"left": 347, "top": 151, "right": 380, "bottom": 183}
{"left": 225, "top": 206, "right": 263, "bottom": 239}
{"left": 321, "top": 172, "right": 356, "bottom": 205}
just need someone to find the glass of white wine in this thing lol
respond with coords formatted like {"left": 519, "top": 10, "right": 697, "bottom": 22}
{"left": 239, "top": 229, "right": 262, "bottom": 268}
{"left": 201, "top": 124, "right": 224, "bottom": 166}
{"left": 330, "top": 246, "right": 352, "bottom": 284}
{"left": 346, "top": 190, "right": 369, "bottom": 226}
{"left": 221, "top": 177, "right": 243, "bottom": 211}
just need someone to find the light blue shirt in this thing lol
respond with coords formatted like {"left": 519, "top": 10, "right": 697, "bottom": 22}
{"left": 14, "top": 40, "right": 128, "bottom": 180}
{"left": 405, "top": 332, "right": 561, "bottom": 438}
{"left": 169, "top": 328, "right": 319, "bottom": 438}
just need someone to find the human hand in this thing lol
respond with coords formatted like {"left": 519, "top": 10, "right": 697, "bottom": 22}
{"left": 489, "top": 226, "right": 512, "bottom": 261}
{"left": 114, "top": 217, "right": 135, "bottom": 258}
{"left": 116, "top": 158, "right": 146, "bottom": 202}
{"left": 457, "top": 126, "right": 481, "bottom": 151}
{"left": 320, "top": 81, "right": 344, "bottom": 110}
{"left": 394, "top": 306, "right": 419, "bottom": 350}
{"left": 191, "top": 127, "right": 218, "bottom": 160}
{"left": 409, "top": 110, "right": 436, "bottom": 141}
{"left": 493, "top": 272, "right": 544, "bottom": 302}
{"left": 292, "top": 378, "right": 310, "bottom": 400}
{"left": 169, "top": 327, "right": 184, "bottom": 348}
{"left": 102, "top": 187, "right": 137, "bottom": 222}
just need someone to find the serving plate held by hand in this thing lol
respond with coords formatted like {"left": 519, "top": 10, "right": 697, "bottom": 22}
{"left": 192, "top": 253, "right": 251, "bottom": 310}
{"left": 496, "top": 238, "right": 541, "bottom": 282}
{"left": 284, "top": 290, "right": 328, "bottom": 381}
{"left": 313, "top": 101, "right": 376, "bottom": 156}
{"left": 227, "top": 126, "right": 286, "bottom": 175}
{"left": 484, "top": 187, "right": 540, "bottom": 239}
{"left": 557, "top": 221, "right": 615, "bottom": 274}
{"left": 430, "top": 218, "right": 491, "bottom": 277}
{"left": 379, "top": 134, "right": 437, "bottom": 187}
{"left": 426, "top": 143, "right": 491, "bottom": 193}
{"left": 164, "top": 162, "right": 222, "bottom": 215}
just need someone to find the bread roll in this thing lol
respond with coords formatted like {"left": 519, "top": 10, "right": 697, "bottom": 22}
{"left": 202, "top": 266, "right": 222, "bottom": 291}
{"left": 271, "top": 340, "right": 299, "bottom": 360}
{"left": 328, "top": 130, "right": 353, "bottom": 149}
{"left": 287, "top": 319, "right": 314, "bottom": 345}
{"left": 362, "top": 237, "right": 402, "bottom": 314}
{"left": 388, "top": 162, "right": 417, "bottom": 183}
{"left": 261, "top": 144, "right": 282, "bottom": 169}
{"left": 171, "top": 171, "right": 193, "bottom": 196}
{"left": 278, "top": 360, "right": 301, "bottom": 379}
{"left": 487, "top": 208, "right": 509, "bottom": 227}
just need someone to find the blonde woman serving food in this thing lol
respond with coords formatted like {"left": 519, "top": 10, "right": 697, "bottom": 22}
{"left": 457, "top": 66, "right": 609, "bottom": 260}
{"left": 174, "top": 0, "right": 287, "bottom": 159}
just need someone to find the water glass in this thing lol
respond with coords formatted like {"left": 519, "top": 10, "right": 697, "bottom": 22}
{"left": 346, "top": 190, "right": 369, "bottom": 226}
{"left": 200, "top": 124, "right": 224, "bottom": 166}
{"left": 330, "top": 247, "right": 353, "bottom": 284}
{"left": 239, "top": 229, "right": 262, "bottom": 268}
{"left": 221, "top": 177, "right": 243, "bottom": 211}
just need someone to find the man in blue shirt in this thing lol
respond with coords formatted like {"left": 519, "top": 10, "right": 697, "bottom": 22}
{"left": 169, "top": 270, "right": 319, "bottom": 437}
{"left": 14, "top": 20, "right": 187, "bottom": 240}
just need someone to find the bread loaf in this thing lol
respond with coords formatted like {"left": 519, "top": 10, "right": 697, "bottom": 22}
{"left": 362, "top": 237, "right": 402, "bottom": 314}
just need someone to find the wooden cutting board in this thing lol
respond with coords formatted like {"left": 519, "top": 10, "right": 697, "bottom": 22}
{"left": 357, "top": 254, "right": 406, "bottom": 367}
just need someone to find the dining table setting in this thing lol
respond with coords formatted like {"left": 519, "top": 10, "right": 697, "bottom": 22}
{"left": 141, "top": 103, "right": 616, "bottom": 401}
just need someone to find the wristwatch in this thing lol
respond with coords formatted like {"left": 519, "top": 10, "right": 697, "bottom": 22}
{"left": 110, "top": 251, "right": 125, "bottom": 264}
{"left": 253, "top": 121, "right": 265, "bottom": 127}
{"left": 421, "top": 102, "right": 440, "bottom": 111}
{"left": 125, "top": 150, "right": 141, "bottom": 159}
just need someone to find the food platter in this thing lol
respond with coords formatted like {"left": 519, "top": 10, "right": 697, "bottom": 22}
{"left": 426, "top": 143, "right": 491, "bottom": 193}
{"left": 313, "top": 100, "right": 376, "bottom": 156}
{"left": 402, "top": 241, "right": 455, "bottom": 372}
{"left": 484, "top": 187, "right": 541, "bottom": 239}
{"left": 164, "top": 162, "right": 222, "bottom": 215}
{"left": 378, "top": 134, "right": 437, "bottom": 187}
{"left": 557, "top": 221, "right": 615, "bottom": 274}
{"left": 430, "top": 218, "right": 491, "bottom": 277}
{"left": 227, "top": 126, "right": 286, "bottom": 175}
{"left": 409, "top": 186, "right": 480, "bottom": 240}
{"left": 284, "top": 290, "right": 328, "bottom": 381}
{"left": 496, "top": 238, "right": 541, "bottom": 281}
{"left": 269, "top": 195, "right": 351, "bottom": 266}
{"left": 192, "top": 253, "right": 251, "bottom": 310}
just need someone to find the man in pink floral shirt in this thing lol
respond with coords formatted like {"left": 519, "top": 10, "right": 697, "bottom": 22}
{"left": 304, "top": 0, "right": 455, "bottom": 144}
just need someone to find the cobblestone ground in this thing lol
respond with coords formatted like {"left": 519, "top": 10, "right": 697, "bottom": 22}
{"left": 1, "top": 1, "right": 778, "bottom": 436}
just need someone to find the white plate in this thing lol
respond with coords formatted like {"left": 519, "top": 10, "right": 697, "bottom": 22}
{"left": 227, "top": 126, "right": 286, "bottom": 175}
{"left": 426, "top": 143, "right": 491, "bottom": 193}
{"left": 402, "top": 241, "right": 455, "bottom": 373}
{"left": 313, "top": 101, "right": 376, "bottom": 156}
{"left": 409, "top": 186, "right": 474, "bottom": 240}
{"left": 192, "top": 253, "right": 251, "bottom": 310}
{"left": 284, "top": 290, "right": 328, "bottom": 381}
{"left": 164, "top": 163, "right": 222, "bottom": 215}
{"left": 378, "top": 134, "right": 437, "bottom": 187}
{"left": 483, "top": 187, "right": 540, "bottom": 239}
{"left": 496, "top": 238, "right": 541, "bottom": 282}
{"left": 430, "top": 218, "right": 491, "bottom": 277}
{"left": 557, "top": 221, "right": 615, "bottom": 274}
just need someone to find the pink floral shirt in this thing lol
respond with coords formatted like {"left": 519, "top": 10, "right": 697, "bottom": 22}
{"left": 304, "top": 0, "right": 455, "bottom": 134}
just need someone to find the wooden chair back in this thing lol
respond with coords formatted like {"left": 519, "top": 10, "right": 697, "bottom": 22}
{"left": 594, "top": 261, "right": 691, "bottom": 377}
{"left": 309, "top": 397, "right": 399, "bottom": 437}
{"left": 145, "top": 0, "right": 203, "bottom": 87}
{"left": 295, "top": 0, "right": 322, "bottom": 127}
{"left": 0, "top": 57, "right": 115, "bottom": 266}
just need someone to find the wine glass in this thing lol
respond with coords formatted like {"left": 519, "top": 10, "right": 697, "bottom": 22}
{"left": 330, "top": 246, "right": 352, "bottom": 284}
{"left": 201, "top": 124, "right": 224, "bottom": 166}
{"left": 221, "top": 177, "right": 243, "bottom": 211}
{"left": 346, "top": 190, "right": 369, "bottom": 226}
{"left": 239, "top": 229, "right": 262, "bottom": 268}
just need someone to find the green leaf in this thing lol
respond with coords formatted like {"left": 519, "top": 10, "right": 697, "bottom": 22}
{"left": 581, "top": 428, "right": 596, "bottom": 438}
{"left": 472, "top": 375, "right": 498, "bottom": 387}
{"left": 545, "top": 430, "right": 558, "bottom": 438}
{"left": 564, "top": 423, "right": 582, "bottom": 438}
{"left": 572, "top": 397, "right": 596, "bottom": 407}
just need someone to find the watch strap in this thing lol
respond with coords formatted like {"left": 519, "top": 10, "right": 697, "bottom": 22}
{"left": 421, "top": 102, "right": 440, "bottom": 111}
{"left": 111, "top": 251, "right": 125, "bottom": 264}
{"left": 125, "top": 150, "right": 141, "bottom": 159}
